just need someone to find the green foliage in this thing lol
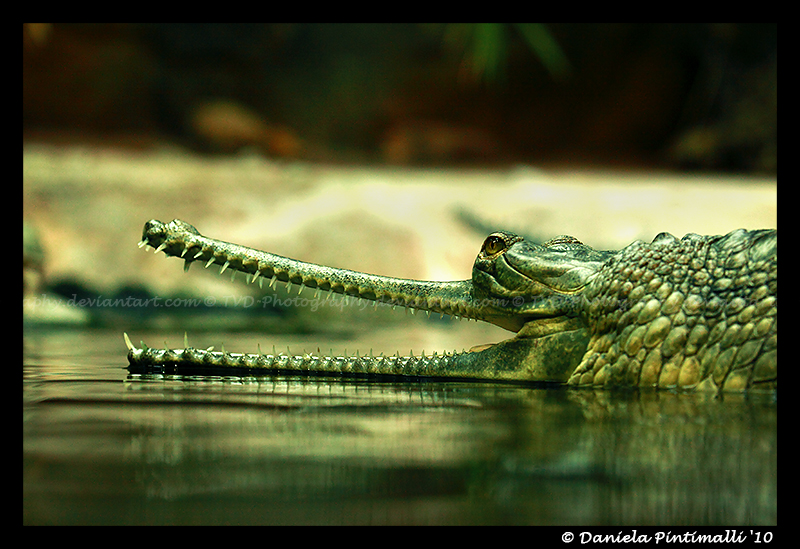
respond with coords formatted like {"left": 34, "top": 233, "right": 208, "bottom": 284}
{"left": 439, "top": 23, "right": 571, "bottom": 84}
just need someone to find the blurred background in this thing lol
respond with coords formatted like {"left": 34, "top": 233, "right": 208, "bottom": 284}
{"left": 24, "top": 23, "right": 776, "bottom": 170}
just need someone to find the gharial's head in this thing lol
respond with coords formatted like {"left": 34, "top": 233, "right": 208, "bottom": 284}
{"left": 469, "top": 231, "right": 615, "bottom": 332}
{"left": 136, "top": 218, "right": 616, "bottom": 338}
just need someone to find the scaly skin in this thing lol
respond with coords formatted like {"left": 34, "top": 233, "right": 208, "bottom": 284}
{"left": 127, "top": 220, "right": 776, "bottom": 392}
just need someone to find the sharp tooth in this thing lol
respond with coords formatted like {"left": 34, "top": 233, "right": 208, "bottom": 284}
{"left": 184, "top": 332, "right": 189, "bottom": 347}
{"left": 219, "top": 261, "right": 230, "bottom": 275}
{"left": 251, "top": 271, "right": 261, "bottom": 285}
{"left": 269, "top": 276, "right": 277, "bottom": 289}
{"left": 137, "top": 240, "right": 147, "bottom": 248}
{"left": 183, "top": 260, "right": 192, "bottom": 272}
{"left": 155, "top": 243, "right": 167, "bottom": 254}
{"left": 298, "top": 284, "right": 304, "bottom": 295}
{"left": 180, "top": 247, "right": 188, "bottom": 258}
{"left": 230, "top": 270, "right": 237, "bottom": 282}
{"left": 194, "top": 250, "right": 203, "bottom": 259}
{"left": 205, "top": 257, "right": 215, "bottom": 269}
{"left": 123, "top": 332, "right": 134, "bottom": 350}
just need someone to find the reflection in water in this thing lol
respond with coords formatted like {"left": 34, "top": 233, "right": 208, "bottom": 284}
{"left": 23, "top": 329, "right": 776, "bottom": 525}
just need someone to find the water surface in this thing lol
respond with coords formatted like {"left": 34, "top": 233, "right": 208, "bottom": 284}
{"left": 23, "top": 328, "right": 777, "bottom": 525}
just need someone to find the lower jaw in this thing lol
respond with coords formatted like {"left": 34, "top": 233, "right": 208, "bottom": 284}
{"left": 454, "top": 326, "right": 590, "bottom": 382}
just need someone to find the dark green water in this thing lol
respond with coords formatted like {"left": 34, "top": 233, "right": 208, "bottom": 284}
{"left": 23, "top": 328, "right": 776, "bottom": 525}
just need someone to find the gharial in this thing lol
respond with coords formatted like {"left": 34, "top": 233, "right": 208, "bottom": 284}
{"left": 126, "top": 219, "right": 776, "bottom": 392}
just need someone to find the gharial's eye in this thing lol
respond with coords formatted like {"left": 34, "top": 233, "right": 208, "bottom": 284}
{"left": 481, "top": 235, "right": 507, "bottom": 256}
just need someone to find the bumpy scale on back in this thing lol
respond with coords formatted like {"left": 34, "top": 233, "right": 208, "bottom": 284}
{"left": 127, "top": 219, "right": 776, "bottom": 392}
{"left": 570, "top": 230, "right": 776, "bottom": 391}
